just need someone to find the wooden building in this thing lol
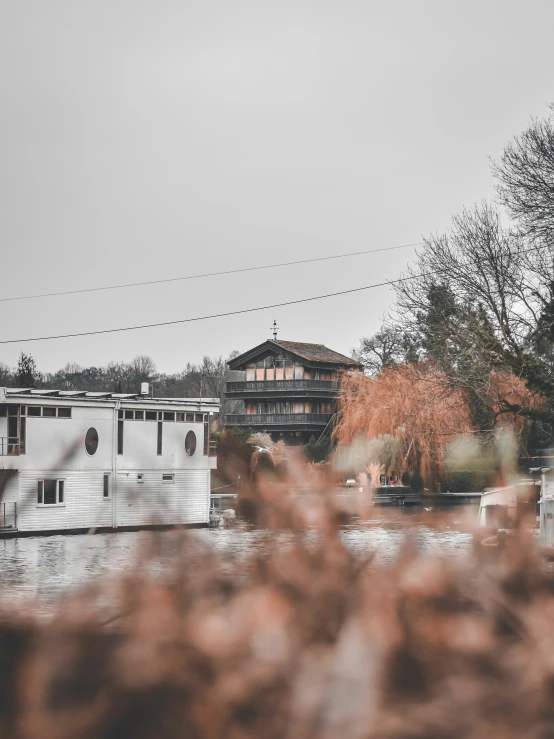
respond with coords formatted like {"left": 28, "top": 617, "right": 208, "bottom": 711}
{"left": 0, "top": 386, "right": 218, "bottom": 534}
{"left": 225, "top": 339, "right": 361, "bottom": 443}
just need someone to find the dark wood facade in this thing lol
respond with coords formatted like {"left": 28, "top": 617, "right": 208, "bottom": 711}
{"left": 225, "top": 340, "right": 362, "bottom": 443}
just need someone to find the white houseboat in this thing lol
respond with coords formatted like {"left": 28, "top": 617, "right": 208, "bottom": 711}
{"left": 0, "top": 386, "right": 219, "bottom": 534}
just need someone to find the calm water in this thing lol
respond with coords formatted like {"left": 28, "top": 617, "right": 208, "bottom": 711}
{"left": 0, "top": 508, "right": 477, "bottom": 618}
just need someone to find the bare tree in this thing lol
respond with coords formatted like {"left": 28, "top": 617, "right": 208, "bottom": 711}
{"left": 353, "top": 326, "right": 407, "bottom": 376}
{"left": 393, "top": 203, "right": 554, "bottom": 430}
{"left": 493, "top": 105, "right": 554, "bottom": 242}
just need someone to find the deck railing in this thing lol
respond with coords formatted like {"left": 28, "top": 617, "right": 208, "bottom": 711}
{"left": 0, "top": 438, "right": 20, "bottom": 456}
{"left": 226, "top": 413, "right": 333, "bottom": 427}
{"left": 226, "top": 380, "right": 337, "bottom": 393}
{"left": 0, "top": 503, "right": 17, "bottom": 530}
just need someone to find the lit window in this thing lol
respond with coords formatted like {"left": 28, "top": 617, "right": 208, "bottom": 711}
{"left": 185, "top": 430, "right": 197, "bottom": 457}
{"left": 85, "top": 428, "right": 99, "bottom": 456}
{"left": 37, "top": 479, "right": 65, "bottom": 506}
{"left": 162, "top": 474, "right": 174, "bottom": 483}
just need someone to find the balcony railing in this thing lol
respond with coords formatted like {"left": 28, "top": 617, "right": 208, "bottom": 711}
{"left": 0, "top": 503, "right": 17, "bottom": 531}
{"left": 226, "top": 380, "right": 338, "bottom": 393}
{"left": 0, "top": 438, "right": 20, "bottom": 456}
{"left": 226, "top": 413, "right": 333, "bottom": 427}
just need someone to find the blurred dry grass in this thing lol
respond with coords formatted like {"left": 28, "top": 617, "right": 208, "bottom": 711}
{"left": 1, "top": 458, "right": 554, "bottom": 738}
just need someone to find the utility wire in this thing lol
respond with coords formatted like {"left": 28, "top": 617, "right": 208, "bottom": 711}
{"left": 2, "top": 241, "right": 551, "bottom": 345}
{"left": 0, "top": 241, "right": 422, "bottom": 303}
{"left": 0, "top": 272, "right": 431, "bottom": 344}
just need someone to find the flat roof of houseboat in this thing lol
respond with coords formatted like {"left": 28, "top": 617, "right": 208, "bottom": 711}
{"left": 1, "top": 387, "right": 219, "bottom": 406}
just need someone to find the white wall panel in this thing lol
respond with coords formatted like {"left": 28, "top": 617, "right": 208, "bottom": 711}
{"left": 116, "top": 470, "right": 210, "bottom": 527}
{"left": 9, "top": 407, "right": 114, "bottom": 471}
{"left": 18, "top": 470, "right": 114, "bottom": 532}
{"left": 0, "top": 471, "right": 18, "bottom": 503}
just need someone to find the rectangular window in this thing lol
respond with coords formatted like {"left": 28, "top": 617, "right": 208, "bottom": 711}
{"left": 195, "top": 413, "right": 203, "bottom": 423}
{"left": 145, "top": 411, "right": 157, "bottom": 421}
{"left": 0, "top": 406, "right": 6, "bottom": 417}
{"left": 37, "top": 479, "right": 65, "bottom": 506}
{"left": 118, "top": 409, "right": 124, "bottom": 419}
{"left": 163, "top": 412, "right": 175, "bottom": 422}
{"left": 124, "top": 410, "right": 134, "bottom": 420}
{"left": 103, "top": 474, "right": 110, "bottom": 499}
{"left": 157, "top": 422, "right": 162, "bottom": 455}
{"left": 8, "top": 405, "right": 18, "bottom": 417}
{"left": 135, "top": 410, "right": 144, "bottom": 420}
{"left": 117, "top": 420, "right": 124, "bottom": 455}
{"left": 176, "top": 412, "right": 185, "bottom": 422}
{"left": 42, "top": 407, "right": 56, "bottom": 417}
{"left": 57, "top": 407, "right": 71, "bottom": 418}
{"left": 20, "top": 406, "right": 26, "bottom": 416}
{"left": 186, "top": 413, "right": 194, "bottom": 422}
{"left": 204, "top": 420, "right": 209, "bottom": 456}
{"left": 162, "top": 474, "right": 174, "bottom": 483}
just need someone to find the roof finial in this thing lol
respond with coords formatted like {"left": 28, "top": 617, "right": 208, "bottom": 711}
{"left": 271, "top": 319, "right": 279, "bottom": 340}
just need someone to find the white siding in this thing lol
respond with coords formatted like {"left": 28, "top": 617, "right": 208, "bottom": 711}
{"left": 18, "top": 470, "right": 114, "bottom": 532}
{"left": 5, "top": 406, "right": 114, "bottom": 472}
{"left": 120, "top": 422, "right": 208, "bottom": 470}
{"left": 116, "top": 470, "right": 210, "bottom": 527}
{"left": 0, "top": 471, "right": 18, "bottom": 503}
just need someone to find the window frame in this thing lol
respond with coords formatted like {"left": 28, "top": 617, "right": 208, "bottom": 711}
{"left": 162, "top": 473, "right": 174, "bottom": 483}
{"left": 37, "top": 478, "right": 66, "bottom": 507}
{"left": 85, "top": 427, "right": 99, "bottom": 456}
{"left": 103, "top": 473, "right": 111, "bottom": 500}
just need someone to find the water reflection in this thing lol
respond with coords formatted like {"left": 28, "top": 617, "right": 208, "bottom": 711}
{"left": 0, "top": 508, "right": 476, "bottom": 617}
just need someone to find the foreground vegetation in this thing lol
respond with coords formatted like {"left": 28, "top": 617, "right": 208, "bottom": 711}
{"left": 0, "top": 486, "right": 552, "bottom": 738}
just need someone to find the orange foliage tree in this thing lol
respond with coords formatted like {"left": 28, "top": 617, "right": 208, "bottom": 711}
{"left": 335, "top": 364, "right": 540, "bottom": 490}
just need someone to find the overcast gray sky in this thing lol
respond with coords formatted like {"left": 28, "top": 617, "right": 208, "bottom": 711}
{"left": 1, "top": 0, "right": 553, "bottom": 374}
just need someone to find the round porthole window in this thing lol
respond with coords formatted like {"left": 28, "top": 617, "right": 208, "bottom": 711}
{"left": 185, "top": 430, "right": 197, "bottom": 457}
{"left": 85, "top": 427, "right": 99, "bottom": 456}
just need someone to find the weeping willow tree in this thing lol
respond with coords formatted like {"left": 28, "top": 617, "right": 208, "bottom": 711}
{"left": 335, "top": 364, "right": 540, "bottom": 491}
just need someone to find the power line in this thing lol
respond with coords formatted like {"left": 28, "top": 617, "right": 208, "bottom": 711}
{"left": 3, "top": 241, "right": 551, "bottom": 345}
{"left": 0, "top": 241, "right": 422, "bottom": 303}
{"left": 0, "top": 273, "right": 431, "bottom": 344}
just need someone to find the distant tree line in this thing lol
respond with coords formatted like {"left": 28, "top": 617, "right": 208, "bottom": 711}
{"left": 0, "top": 351, "right": 244, "bottom": 421}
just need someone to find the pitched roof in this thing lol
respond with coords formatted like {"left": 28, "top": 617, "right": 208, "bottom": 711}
{"left": 271, "top": 340, "right": 360, "bottom": 366}
{"left": 228, "top": 340, "right": 361, "bottom": 369}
